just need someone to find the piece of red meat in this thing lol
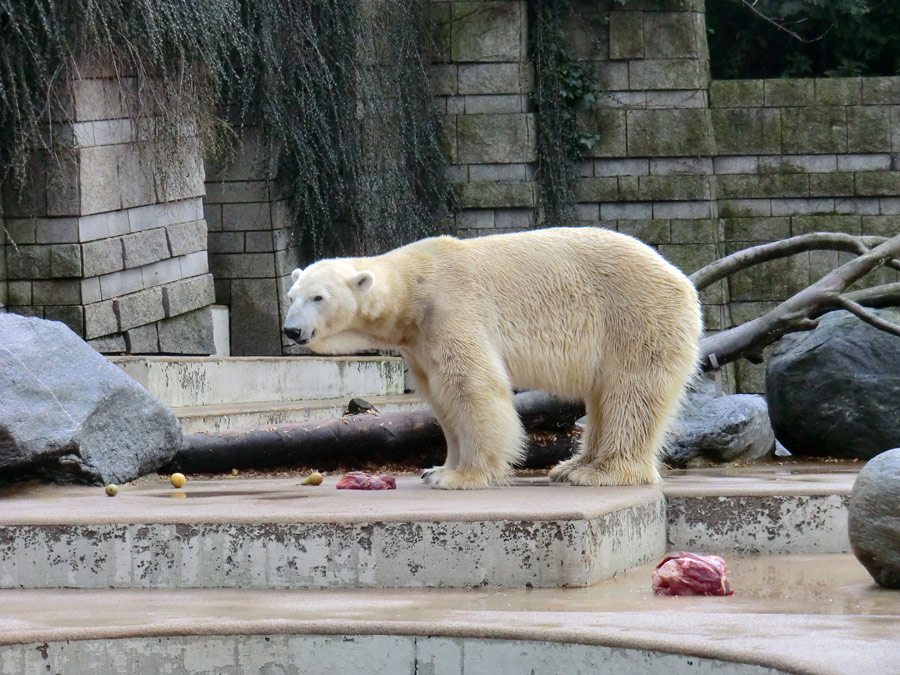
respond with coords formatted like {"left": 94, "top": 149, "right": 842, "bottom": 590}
{"left": 335, "top": 471, "right": 397, "bottom": 490}
{"left": 652, "top": 552, "right": 734, "bottom": 596}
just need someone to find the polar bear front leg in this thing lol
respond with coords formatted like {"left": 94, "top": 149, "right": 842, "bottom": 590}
{"left": 420, "top": 346, "right": 525, "bottom": 490}
{"left": 404, "top": 352, "right": 459, "bottom": 481}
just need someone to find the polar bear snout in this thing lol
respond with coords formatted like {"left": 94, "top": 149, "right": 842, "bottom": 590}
{"left": 283, "top": 327, "right": 315, "bottom": 345}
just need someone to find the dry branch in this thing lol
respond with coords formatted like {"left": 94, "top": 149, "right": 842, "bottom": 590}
{"left": 699, "top": 232, "right": 900, "bottom": 370}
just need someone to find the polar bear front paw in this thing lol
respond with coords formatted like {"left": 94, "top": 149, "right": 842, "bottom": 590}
{"left": 422, "top": 468, "right": 495, "bottom": 490}
{"left": 565, "top": 464, "right": 661, "bottom": 487}
{"left": 548, "top": 456, "right": 583, "bottom": 482}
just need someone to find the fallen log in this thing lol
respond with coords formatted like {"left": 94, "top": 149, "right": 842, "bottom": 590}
{"left": 172, "top": 391, "right": 584, "bottom": 473}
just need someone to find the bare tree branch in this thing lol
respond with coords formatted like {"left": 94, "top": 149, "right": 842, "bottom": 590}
{"left": 846, "top": 282, "right": 900, "bottom": 309}
{"left": 700, "top": 232, "right": 900, "bottom": 370}
{"left": 833, "top": 296, "right": 900, "bottom": 338}
{"left": 689, "top": 233, "right": 890, "bottom": 291}
{"left": 734, "top": 0, "right": 827, "bottom": 44}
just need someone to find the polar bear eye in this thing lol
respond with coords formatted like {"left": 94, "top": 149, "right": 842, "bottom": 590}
{"left": 313, "top": 295, "right": 324, "bottom": 302}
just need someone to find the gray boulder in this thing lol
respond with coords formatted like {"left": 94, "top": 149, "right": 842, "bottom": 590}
{"left": 663, "top": 388, "right": 775, "bottom": 467}
{"left": 767, "top": 309, "right": 900, "bottom": 460}
{"left": 0, "top": 313, "right": 181, "bottom": 484}
{"left": 848, "top": 448, "right": 900, "bottom": 589}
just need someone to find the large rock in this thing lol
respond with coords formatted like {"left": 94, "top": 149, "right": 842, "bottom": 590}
{"left": 767, "top": 309, "right": 900, "bottom": 459}
{"left": 663, "top": 388, "right": 775, "bottom": 467}
{"left": 848, "top": 448, "right": 900, "bottom": 589}
{"left": 0, "top": 314, "right": 181, "bottom": 484}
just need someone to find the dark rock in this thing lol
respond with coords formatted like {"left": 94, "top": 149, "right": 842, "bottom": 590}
{"left": 0, "top": 313, "right": 182, "bottom": 484}
{"left": 663, "top": 388, "right": 775, "bottom": 468}
{"left": 848, "top": 448, "right": 900, "bottom": 589}
{"left": 767, "top": 309, "right": 900, "bottom": 460}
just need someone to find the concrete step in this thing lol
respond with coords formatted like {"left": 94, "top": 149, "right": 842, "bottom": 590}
{"left": 0, "top": 465, "right": 857, "bottom": 591}
{"left": 0, "top": 554, "right": 895, "bottom": 675}
{"left": 174, "top": 393, "right": 428, "bottom": 434}
{"left": 110, "top": 355, "right": 406, "bottom": 408}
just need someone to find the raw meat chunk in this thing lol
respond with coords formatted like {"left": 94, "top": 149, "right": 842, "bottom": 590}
{"left": 336, "top": 471, "right": 397, "bottom": 490}
{"left": 652, "top": 552, "right": 734, "bottom": 596}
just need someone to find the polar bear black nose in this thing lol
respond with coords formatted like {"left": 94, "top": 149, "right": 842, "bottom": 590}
{"left": 283, "top": 327, "right": 302, "bottom": 341}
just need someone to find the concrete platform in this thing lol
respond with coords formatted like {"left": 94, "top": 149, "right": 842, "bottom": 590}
{"left": 0, "top": 555, "right": 897, "bottom": 674}
{"left": 0, "top": 465, "right": 857, "bottom": 590}
{"left": 110, "top": 356, "right": 406, "bottom": 408}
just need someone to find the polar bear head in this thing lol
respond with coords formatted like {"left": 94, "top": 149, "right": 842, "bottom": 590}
{"left": 282, "top": 260, "right": 375, "bottom": 348}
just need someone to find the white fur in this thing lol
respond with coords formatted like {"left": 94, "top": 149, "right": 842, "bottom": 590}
{"left": 284, "top": 227, "right": 702, "bottom": 489}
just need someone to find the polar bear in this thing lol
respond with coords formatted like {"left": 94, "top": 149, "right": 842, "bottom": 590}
{"left": 283, "top": 227, "right": 701, "bottom": 490}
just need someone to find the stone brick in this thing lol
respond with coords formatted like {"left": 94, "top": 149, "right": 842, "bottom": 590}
{"left": 204, "top": 203, "right": 223, "bottom": 232}
{"left": 853, "top": 171, "right": 900, "bottom": 197}
{"left": 116, "top": 144, "right": 156, "bottom": 209}
{"left": 718, "top": 199, "right": 772, "bottom": 218}
{"left": 35, "top": 217, "right": 79, "bottom": 244}
{"left": 781, "top": 107, "right": 848, "bottom": 154}
{"left": 727, "top": 247, "right": 809, "bottom": 301}
{"left": 5, "top": 219, "right": 36, "bottom": 244}
{"left": 711, "top": 108, "right": 781, "bottom": 155}
{"left": 245, "top": 231, "right": 275, "bottom": 253}
{"left": 179, "top": 251, "right": 209, "bottom": 278}
{"left": 670, "top": 219, "right": 718, "bottom": 243}
{"left": 141, "top": 257, "right": 183, "bottom": 288}
{"left": 643, "top": 12, "right": 698, "bottom": 59}
{"left": 428, "top": 65, "right": 457, "bottom": 96}
{"left": 222, "top": 202, "right": 273, "bottom": 232}
{"left": 658, "top": 243, "right": 718, "bottom": 275}
{"left": 809, "top": 173, "right": 855, "bottom": 197}
{"left": 627, "top": 109, "right": 714, "bottom": 157}
{"left": 208, "top": 232, "right": 245, "bottom": 254}
{"left": 863, "top": 214, "right": 900, "bottom": 235}
{"left": 596, "top": 62, "right": 629, "bottom": 91}
{"left": 81, "top": 277, "right": 101, "bottom": 304}
{"left": 84, "top": 299, "right": 118, "bottom": 339}
{"left": 166, "top": 220, "right": 207, "bottom": 257}
{"left": 834, "top": 197, "right": 880, "bottom": 215}
{"left": 114, "top": 286, "right": 165, "bottom": 331}
{"left": 77, "top": 211, "right": 129, "bottom": 242}
{"left": 770, "top": 198, "right": 835, "bottom": 216}
{"left": 125, "top": 323, "right": 159, "bottom": 353}
{"left": 43, "top": 305, "right": 84, "bottom": 335}
{"left": 157, "top": 307, "right": 215, "bottom": 355}
{"left": 595, "top": 91, "right": 646, "bottom": 108}
{"left": 638, "top": 175, "right": 711, "bottom": 200}
{"left": 600, "top": 202, "right": 652, "bottom": 220}
{"left": 79, "top": 145, "right": 122, "bottom": 215}
{"left": 451, "top": 2, "right": 523, "bottom": 63}
{"left": 456, "top": 210, "right": 494, "bottom": 230}
{"left": 458, "top": 63, "right": 521, "bottom": 94}
{"left": 722, "top": 216, "right": 791, "bottom": 242}
{"left": 72, "top": 77, "right": 127, "bottom": 121}
{"left": 50, "top": 244, "right": 82, "bottom": 277}
{"left": 562, "top": 10, "right": 610, "bottom": 61}
{"left": 578, "top": 110, "right": 627, "bottom": 158}
{"left": 45, "top": 150, "right": 80, "bottom": 217}
{"left": 209, "top": 253, "right": 274, "bottom": 279}
{"left": 650, "top": 158, "right": 713, "bottom": 175}
{"left": 122, "top": 227, "right": 169, "bottom": 269}
{"left": 879, "top": 198, "right": 900, "bottom": 215}
{"left": 87, "top": 333, "right": 126, "bottom": 353}
{"left": 99, "top": 267, "right": 143, "bottom": 300}
{"left": 617, "top": 219, "right": 671, "bottom": 244}
{"left": 162, "top": 274, "right": 215, "bottom": 318}
{"left": 837, "top": 154, "right": 892, "bottom": 172}
{"left": 713, "top": 156, "right": 759, "bottom": 175}
{"left": 646, "top": 90, "right": 707, "bottom": 109}
{"left": 82, "top": 237, "right": 124, "bottom": 277}
{"left": 204, "top": 180, "right": 270, "bottom": 204}
{"left": 2, "top": 152, "right": 49, "bottom": 217}
{"left": 815, "top": 78, "right": 861, "bottom": 106}
{"left": 464, "top": 94, "right": 527, "bottom": 114}
{"left": 758, "top": 155, "right": 837, "bottom": 174}
{"left": 576, "top": 203, "right": 599, "bottom": 221}
{"left": 594, "top": 158, "right": 649, "bottom": 176}
{"left": 791, "top": 214, "right": 861, "bottom": 235}
{"left": 494, "top": 209, "right": 534, "bottom": 229}
{"left": 457, "top": 113, "right": 535, "bottom": 164}
{"left": 575, "top": 177, "right": 618, "bottom": 203}
{"left": 764, "top": 79, "right": 815, "bottom": 107}
{"left": 7, "top": 305, "right": 43, "bottom": 318}
{"left": 862, "top": 77, "right": 900, "bottom": 105}
{"left": 652, "top": 201, "right": 712, "bottom": 219}
{"left": 458, "top": 182, "right": 534, "bottom": 208}
{"left": 8, "top": 281, "right": 32, "bottom": 305}
{"left": 7, "top": 245, "right": 52, "bottom": 279}
{"left": 609, "top": 11, "right": 643, "bottom": 60}
{"left": 848, "top": 106, "right": 891, "bottom": 153}
{"left": 629, "top": 59, "right": 703, "bottom": 91}
{"left": 128, "top": 198, "right": 203, "bottom": 232}
{"left": 468, "top": 164, "right": 531, "bottom": 182}
{"left": 227, "top": 279, "right": 282, "bottom": 355}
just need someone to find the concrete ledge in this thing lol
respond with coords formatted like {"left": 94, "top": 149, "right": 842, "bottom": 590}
{"left": 110, "top": 355, "right": 407, "bottom": 407}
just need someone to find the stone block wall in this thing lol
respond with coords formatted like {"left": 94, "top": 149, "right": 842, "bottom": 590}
{"left": 0, "top": 73, "right": 216, "bottom": 354}
{"left": 707, "top": 77, "right": 900, "bottom": 390}
{"left": 204, "top": 131, "right": 301, "bottom": 356}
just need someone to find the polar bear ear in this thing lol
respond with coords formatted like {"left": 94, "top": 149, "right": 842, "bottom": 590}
{"left": 351, "top": 270, "right": 375, "bottom": 293}
{"left": 291, "top": 268, "right": 303, "bottom": 282}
